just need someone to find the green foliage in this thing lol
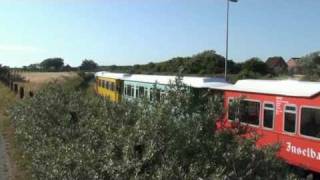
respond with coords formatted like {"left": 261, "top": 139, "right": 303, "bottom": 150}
{"left": 40, "top": 58, "right": 64, "bottom": 71}
{"left": 77, "top": 72, "right": 95, "bottom": 90}
{"left": 265, "top": 56, "right": 288, "bottom": 74}
{"left": 0, "top": 65, "right": 10, "bottom": 83}
{"left": 233, "top": 58, "right": 271, "bottom": 81}
{"left": 80, "top": 59, "right": 98, "bottom": 71}
{"left": 10, "top": 78, "right": 294, "bottom": 179}
{"left": 241, "top": 57, "right": 269, "bottom": 75}
{"left": 102, "top": 50, "right": 241, "bottom": 75}
{"left": 22, "top": 63, "right": 41, "bottom": 71}
{"left": 300, "top": 51, "right": 320, "bottom": 81}
{"left": 236, "top": 69, "right": 262, "bottom": 79}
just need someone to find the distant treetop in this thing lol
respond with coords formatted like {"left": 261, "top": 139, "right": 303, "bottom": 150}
{"left": 40, "top": 58, "right": 64, "bottom": 71}
{"left": 80, "top": 59, "right": 98, "bottom": 71}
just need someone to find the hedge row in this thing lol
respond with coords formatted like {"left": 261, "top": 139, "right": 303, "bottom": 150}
{"left": 10, "top": 79, "right": 294, "bottom": 179}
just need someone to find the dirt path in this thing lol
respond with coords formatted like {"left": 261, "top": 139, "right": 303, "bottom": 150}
{"left": 0, "top": 134, "right": 8, "bottom": 180}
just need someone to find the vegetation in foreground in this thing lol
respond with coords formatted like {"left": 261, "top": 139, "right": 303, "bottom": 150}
{"left": 9, "top": 77, "right": 296, "bottom": 179}
{"left": 0, "top": 83, "right": 31, "bottom": 180}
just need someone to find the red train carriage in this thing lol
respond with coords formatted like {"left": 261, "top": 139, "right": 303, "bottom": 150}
{"left": 212, "top": 79, "right": 320, "bottom": 173}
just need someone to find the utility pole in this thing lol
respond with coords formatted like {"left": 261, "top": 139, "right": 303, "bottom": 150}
{"left": 225, "top": 0, "right": 238, "bottom": 80}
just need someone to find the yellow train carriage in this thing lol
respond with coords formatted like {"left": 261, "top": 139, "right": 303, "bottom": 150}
{"left": 95, "top": 76, "right": 122, "bottom": 102}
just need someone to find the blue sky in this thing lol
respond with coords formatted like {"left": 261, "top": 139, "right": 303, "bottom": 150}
{"left": 1, "top": 0, "right": 319, "bottom": 67}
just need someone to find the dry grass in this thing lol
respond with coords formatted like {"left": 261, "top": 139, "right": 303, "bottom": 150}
{"left": 18, "top": 72, "right": 77, "bottom": 91}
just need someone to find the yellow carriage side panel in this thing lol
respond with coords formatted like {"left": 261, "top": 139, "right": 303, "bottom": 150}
{"left": 96, "top": 76, "right": 122, "bottom": 102}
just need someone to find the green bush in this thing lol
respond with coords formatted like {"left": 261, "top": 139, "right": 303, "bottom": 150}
{"left": 10, "top": 79, "right": 294, "bottom": 179}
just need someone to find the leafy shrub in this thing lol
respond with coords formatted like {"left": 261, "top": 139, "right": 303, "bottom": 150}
{"left": 10, "top": 78, "right": 293, "bottom": 179}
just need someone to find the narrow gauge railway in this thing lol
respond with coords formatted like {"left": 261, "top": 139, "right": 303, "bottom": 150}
{"left": 95, "top": 72, "right": 320, "bottom": 175}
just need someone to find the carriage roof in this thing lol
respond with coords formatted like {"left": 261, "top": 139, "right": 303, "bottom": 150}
{"left": 211, "top": 79, "right": 320, "bottom": 97}
{"left": 95, "top": 71, "right": 230, "bottom": 88}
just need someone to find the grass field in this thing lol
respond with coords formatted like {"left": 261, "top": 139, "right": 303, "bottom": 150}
{"left": 17, "top": 72, "right": 78, "bottom": 92}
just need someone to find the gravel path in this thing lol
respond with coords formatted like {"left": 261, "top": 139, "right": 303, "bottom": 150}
{"left": 0, "top": 134, "right": 8, "bottom": 180}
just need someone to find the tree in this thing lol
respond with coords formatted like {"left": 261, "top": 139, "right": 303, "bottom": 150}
{"left": 312, "top": 55, "right": 320, "bottom": 65}
{"left": 242, "top": 57, "right": 269, "bottom": 75}
{"left": 40, "top": 58, "right": 64, "bottom": 71}
{"left": 80, "top": 59, "right": 98, "bottom": 71}
{"left": 63, "top": 64, "right": 72, "bottom": 72}
{"left": 0, "top": 64, "right": 10, "bottom": 83}
{"left": 265, "top": 56, "right": 288, "bottom": 74}
{"left": 299, "top": 51, "right": 320, "bottom": 81}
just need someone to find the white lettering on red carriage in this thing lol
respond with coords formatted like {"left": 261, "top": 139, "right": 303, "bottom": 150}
{"left": 286, "top": 142, "right": 320, "bottom": 160}
{"left": 275, "top": 97, "right": 289, "bottom": 115}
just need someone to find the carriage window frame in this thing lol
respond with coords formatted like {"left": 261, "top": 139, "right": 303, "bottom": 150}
{"left": 283, "top": 104, "right": 297, "bottom": 134}
{"left": 263, "top": 102, "right": 275, "bottom": 130}
{"left": 300, "top": 106, "right": 320, "bottom": 140}
{"left": 125, "top": 84, "right": 134, "bottom": 97}
{"left": 238, "top": 99, "right": 261, "bottom": 127}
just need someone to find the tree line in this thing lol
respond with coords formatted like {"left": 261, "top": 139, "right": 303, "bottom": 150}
{"left": 13, "top": 49, "right": 320, "bottom": 81}
{"left": 22, "top": 58, "right": 98, "bottom": 72}
{"left": 101, "top": 50, "right": 291, "bottom": 79}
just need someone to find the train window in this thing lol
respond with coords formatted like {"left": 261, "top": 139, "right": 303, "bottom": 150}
{"left": 300, "top": 107, "right": 320, "bottom": 138}
{"left": 263, "top": 103, "right": 274, "bottom": 129}
{"left": 150, "top": 89, "right": 161, "bottom": 101}
{"left": 149, "top": 88, "right": 153, "bottom": 101}
{"left": 124, "top": 85, "right": 127, "bottom": 95}
{"left": 127, "top": 85, "right": 134, "bottom": 97}
{"left": 126, "top": 85, "right": 131, "bottom": 96}
{"left": 284, "top": 105, "right": 296, "bottom": 133}
{"left": 110, "top": 82, "right": 114, "bottom": 91}
{"left": 106, "top": 81, "right": 109, "bottom": 90}
{"left": 156, "top": 89, "right": 161, "bottom": 101}
{"left": 239, "top": 100, "right": 260, "bottom": 126}
{"left": 228, "top": 99, "right": 236, "bottom": 121}
{"left": 102, "top": 80, "right": 106, "bottom": 88}
{"left": 138, "top": 87, "right": 145, "bottom": 98}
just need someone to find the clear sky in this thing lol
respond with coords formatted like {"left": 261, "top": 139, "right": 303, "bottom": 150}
{"left": 1, "top": 0, "right": 319, "bottom": 67}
